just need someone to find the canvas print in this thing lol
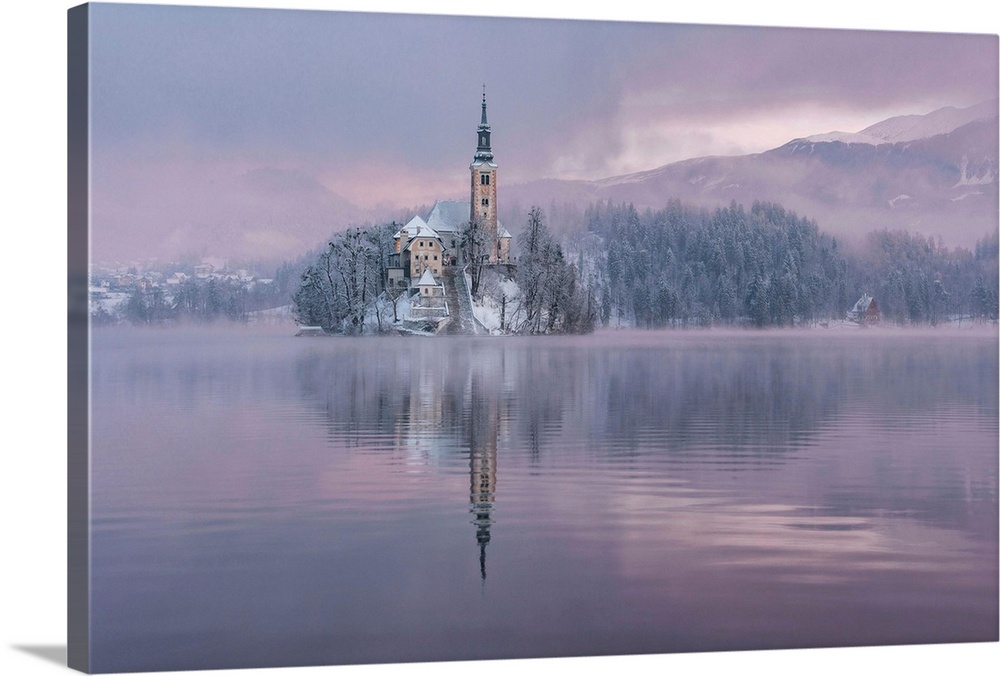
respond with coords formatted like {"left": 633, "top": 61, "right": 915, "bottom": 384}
{"left": 68, "top": 2, "right": 999, "bottom": 673}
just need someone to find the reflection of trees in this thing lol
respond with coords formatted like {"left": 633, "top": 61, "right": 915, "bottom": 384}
{"left": 293, "top": 346, "right": 413, "bottom": 447}
{"left": 544, "top": 337, "right": 996, "bottom": 463}
{"left": 296, "top": 334, "right": 997, "bottom": 462}
{"left": 293, "top": 334, "right": 996, "bottom": 464}
{"left": 294, "top": 340, "right": 513, "bottom": 581}
{"left": 291, "top": 333, "right": 997, "bottom": 557}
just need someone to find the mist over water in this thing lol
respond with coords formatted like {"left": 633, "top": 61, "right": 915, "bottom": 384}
{"left": 89, "top": 327, "right": 998, "bottom": 672}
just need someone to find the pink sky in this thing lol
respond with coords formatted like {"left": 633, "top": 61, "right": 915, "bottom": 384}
{"left": 81, "top": 2, "right": 998, "bottom": 263}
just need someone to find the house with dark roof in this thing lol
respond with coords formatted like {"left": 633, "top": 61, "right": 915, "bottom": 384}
{"left": 847, "top": 293, "right": 880, "bottom": 325}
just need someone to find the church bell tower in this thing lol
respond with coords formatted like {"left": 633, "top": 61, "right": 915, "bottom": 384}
{"left": 470, "top": 86, "right": 500, "bottom": 263}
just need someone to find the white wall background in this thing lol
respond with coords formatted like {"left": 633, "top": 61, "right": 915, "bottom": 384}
{"left": 2, "top": 2, "right": 996, "bottom": 676}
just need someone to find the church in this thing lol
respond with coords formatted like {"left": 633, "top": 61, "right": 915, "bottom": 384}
{"left": 387, "top": 90, "right": 512, "bottom": 289}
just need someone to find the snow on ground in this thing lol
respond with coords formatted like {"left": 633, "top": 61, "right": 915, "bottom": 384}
{"left": 249, "top": 304, "right": 296, "bottom": 325}
{"left": 951, "top": 191, "right": 984, "bottom": 202}
{"left": 469, "top": 271, "right": 520, "bottom": 334}
{"left": 254, "top": 304, "right": 292, "bottom": 316}
{"left": 90, "top": 290, "right": 129, "bottom": 315}
{"left": 471, "top": 293, "right": 502, "bottom": 333}
{"left": 801, "top": 130, "right": 882, "bottom": 145}
{"left": 954, "top": 156, "right": 996, "bottom": 187}
{"left": 803, "top": 101, "right": 995, "bottom": 146}
{"left": 395, "top": 291, "right": 414, "bottom": 321}
{"left": 362, "top": 289, "right": 416, "bottom": 331}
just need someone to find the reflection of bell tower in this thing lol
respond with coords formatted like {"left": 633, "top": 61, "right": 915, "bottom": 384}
{"left": 470, "top": 85, "right": 500, "bottom": 263}
{"left": 468, "top": 378, "right": 498, "bottom": 582}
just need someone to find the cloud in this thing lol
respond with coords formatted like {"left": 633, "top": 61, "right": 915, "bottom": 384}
{"left": 86, "top": 5, "right": 998, "bottom": 259}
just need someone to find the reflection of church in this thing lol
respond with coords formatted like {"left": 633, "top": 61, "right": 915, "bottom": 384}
{"left": 387, "top": 89, "right": 512, "bottom": 290}
{"left": 468, "top": 379, "right": 499, "bottom": 581}
{"left": 390, "top": 346, "right": 511, "bottom": 581}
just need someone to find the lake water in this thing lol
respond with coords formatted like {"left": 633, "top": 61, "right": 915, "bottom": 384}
{"left": 89, "top": 327, "right": 998, "bottom": 673}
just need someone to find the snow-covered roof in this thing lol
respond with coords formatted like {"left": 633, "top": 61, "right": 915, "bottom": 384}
{"left": 425, "top": 200, "right": 468, "bottom": 234}
{"left": 393, "top": 215, "right": 429, "bottom": 239}
{"left": 851, "top": 294, "right": 875, "bottom": 314}
{"left": 413, "top": 223, "right": 441, "bottom": 239}
{"left": 402, "top": 225, "right": 446, "bottom": 252}
{"left": 425, "top": 199, "right": 511, "bottom": 240}
{"left": 416, "top": 268, "right": 439, "bottom": 287}
{"left": 395, "top": 215, "right": 448, "bottom": 251}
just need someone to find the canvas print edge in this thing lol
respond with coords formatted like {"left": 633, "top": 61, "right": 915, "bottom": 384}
{"left": 63, "top": 2, "right": 998, "bottom": 675}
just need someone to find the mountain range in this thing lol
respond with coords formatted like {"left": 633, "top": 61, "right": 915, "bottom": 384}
{"left": 95, "top": 101, "right": 997, "bottom": 265}
{"left": 503, "top": 101, "right": 998, "bottom": 249}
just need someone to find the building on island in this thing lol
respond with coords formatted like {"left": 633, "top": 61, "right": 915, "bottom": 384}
{"left": 410, "top": 268, "right": 448, "bottom": 320}
{"left": 469, "top": 87, "right": 511, "bottom": 266}
{"left": 391, "top": 217, "right": 448, "bottom": 282}
{"left": 388, "top": 89, "right": 512, "bottom": 290}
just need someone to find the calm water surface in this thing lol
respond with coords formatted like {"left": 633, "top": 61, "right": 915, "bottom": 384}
{"left": 89, "top": 327, "right": 999, "bottom": 672}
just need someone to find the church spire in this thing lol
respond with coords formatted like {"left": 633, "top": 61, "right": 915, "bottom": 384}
{"left": 470, "top": 86, "right": 506, "bottom": 263}
{"left": 480, "top": 84, "right": 489, "bottom": 127}
{"left": 475, "top": 85, "right": 493, "bottom": 161}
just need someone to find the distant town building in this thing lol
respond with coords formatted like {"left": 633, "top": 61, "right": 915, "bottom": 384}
{"left": 194, "top": 264, "right": 214, "bottom": 279}
{"left": 848, "top": 293, "right": 880, "bottom": 325}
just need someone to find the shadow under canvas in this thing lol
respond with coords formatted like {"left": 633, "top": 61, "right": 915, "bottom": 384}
{"left": 13, "top": 645, "right": 68, "bottom": 667}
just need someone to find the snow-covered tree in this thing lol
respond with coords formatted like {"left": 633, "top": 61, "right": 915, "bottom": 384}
{"left": 514, "top": 207, "right": 595, "bottom": 334}
{"left": 292, "top": 223, "right": 397, "bottom": 333}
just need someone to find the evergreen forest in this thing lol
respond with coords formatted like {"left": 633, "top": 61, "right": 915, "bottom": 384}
{"left": 110, "top": 197, "right": 999, "bottom": 334}
{"left": 578, "top": 200, "right": 998, "bottom": 329}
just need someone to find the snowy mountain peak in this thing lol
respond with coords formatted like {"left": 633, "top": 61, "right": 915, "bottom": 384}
{"left": 801, "top": 100, "right": 997, "bottom": 146}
